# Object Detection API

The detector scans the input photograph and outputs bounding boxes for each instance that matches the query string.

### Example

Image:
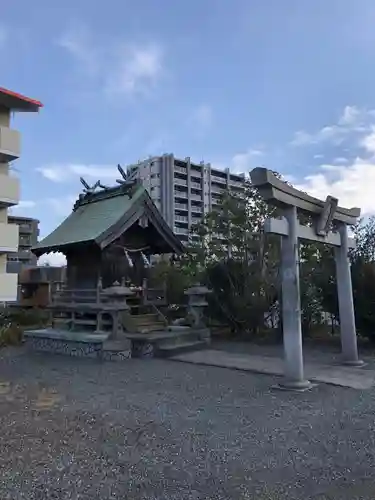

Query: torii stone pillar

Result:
[250,167,363,390]
[280,205,308,388]
[335,223,362,365]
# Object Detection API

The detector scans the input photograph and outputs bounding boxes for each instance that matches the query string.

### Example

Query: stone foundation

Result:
[101,349,132,362]
[132,341,155,358]
[25,336,102,359]
[23,329,133,362]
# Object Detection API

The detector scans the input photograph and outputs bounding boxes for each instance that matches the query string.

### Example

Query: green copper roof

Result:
[33,185,144,252]
[32,182,185,255]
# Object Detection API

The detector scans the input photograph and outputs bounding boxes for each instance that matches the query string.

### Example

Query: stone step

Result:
[103,340,131,352]
[157,340,207,358]
[137,324,166,334]
[132,314,161,325]
[157,330,200,347]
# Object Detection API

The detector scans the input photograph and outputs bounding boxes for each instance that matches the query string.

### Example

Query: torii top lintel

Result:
[250,167,361,226]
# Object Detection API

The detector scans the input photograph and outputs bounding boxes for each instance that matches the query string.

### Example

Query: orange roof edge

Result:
[0,87,43,108]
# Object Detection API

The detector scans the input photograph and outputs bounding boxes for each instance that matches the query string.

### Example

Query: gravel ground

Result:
[1,347,375,499]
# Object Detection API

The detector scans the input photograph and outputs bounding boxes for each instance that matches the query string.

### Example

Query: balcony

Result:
[211,175,227,184]
[174,191,188,199]
[191,182,201,190]
[0,174,20,207]
[191,206,203,214]
[211,185,224,195]
[174,166,187,175]
[0,272,18,302]
[175,203,188,211]
[174,178,188,187]
[17,250,33,261]
[0,126,20,162]
[230,178,245,188]
[190,194,202,201]
[0,222,18,253]
[19,224,33,234]
[175,215,188,222]
[174,226,189,235]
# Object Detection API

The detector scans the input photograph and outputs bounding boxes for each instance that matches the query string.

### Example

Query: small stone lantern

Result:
[100,281,134,338]
[184,284,211,331]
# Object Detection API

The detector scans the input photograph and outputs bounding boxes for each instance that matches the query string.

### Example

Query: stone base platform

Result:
[24,329,130,361]
[23,326,210,361]
[24,329,109,359]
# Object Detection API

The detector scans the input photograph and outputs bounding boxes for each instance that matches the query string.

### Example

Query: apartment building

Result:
[127,154,246,243]
[0,87,42,302]
[6,216,39,273]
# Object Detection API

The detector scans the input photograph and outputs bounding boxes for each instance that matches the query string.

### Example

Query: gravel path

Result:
[1,347,375,499]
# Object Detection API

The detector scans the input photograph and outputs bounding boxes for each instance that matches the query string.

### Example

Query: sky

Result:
[3,0,375,265]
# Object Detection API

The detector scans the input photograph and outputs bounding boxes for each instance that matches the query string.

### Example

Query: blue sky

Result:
[3,0,375,263]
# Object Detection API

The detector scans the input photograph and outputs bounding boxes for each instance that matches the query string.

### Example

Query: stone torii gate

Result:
[250,167,363,390]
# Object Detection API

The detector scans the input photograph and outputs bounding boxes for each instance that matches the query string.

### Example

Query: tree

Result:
[186,178,281,336]
[348,216,375,338]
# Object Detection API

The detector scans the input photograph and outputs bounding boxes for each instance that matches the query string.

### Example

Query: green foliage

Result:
[0,307,49,348]
[183,179,281,335]
[348,217,375,339]
[299,242,335,333]
[315,215,375,341]
[0,324,22,347]
[149,260,194,305]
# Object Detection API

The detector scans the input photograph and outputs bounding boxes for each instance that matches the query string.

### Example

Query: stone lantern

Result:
[100,281,134,338]
[184,284,211,340]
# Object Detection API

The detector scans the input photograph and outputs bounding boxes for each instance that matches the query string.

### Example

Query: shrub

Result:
[0,324,22,347]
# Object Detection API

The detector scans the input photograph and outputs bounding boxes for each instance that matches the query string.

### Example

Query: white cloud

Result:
[339,105,363,126]
[231,149,264,173]
[212,149,264,175]
[190,104,213,130]
[46,196,77,217]
[37,163,119,183]
[57,22,99,75]
[288,109,375,215]
[290,105,372,147]
[8,200,37,214]
[58,23,164,97]
[360,125,375,154]
[38,253,66,267]
[332,157,348,165]
[105,43,163,97]
[294,158,374,214]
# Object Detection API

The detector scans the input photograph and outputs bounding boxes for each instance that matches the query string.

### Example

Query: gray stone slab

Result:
[24,328,109,343]
[171,349,375,390]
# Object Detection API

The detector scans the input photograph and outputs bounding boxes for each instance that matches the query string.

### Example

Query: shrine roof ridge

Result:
[73,179,140,211]
[250,167,361,225]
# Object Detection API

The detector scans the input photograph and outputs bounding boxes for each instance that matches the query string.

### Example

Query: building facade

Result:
[0,87,42,302]
[6,216,39,273]
[127,154,246,243]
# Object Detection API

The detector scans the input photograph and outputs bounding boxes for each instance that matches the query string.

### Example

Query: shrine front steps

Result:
[130,313,167,334]
[126,327,210,359]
